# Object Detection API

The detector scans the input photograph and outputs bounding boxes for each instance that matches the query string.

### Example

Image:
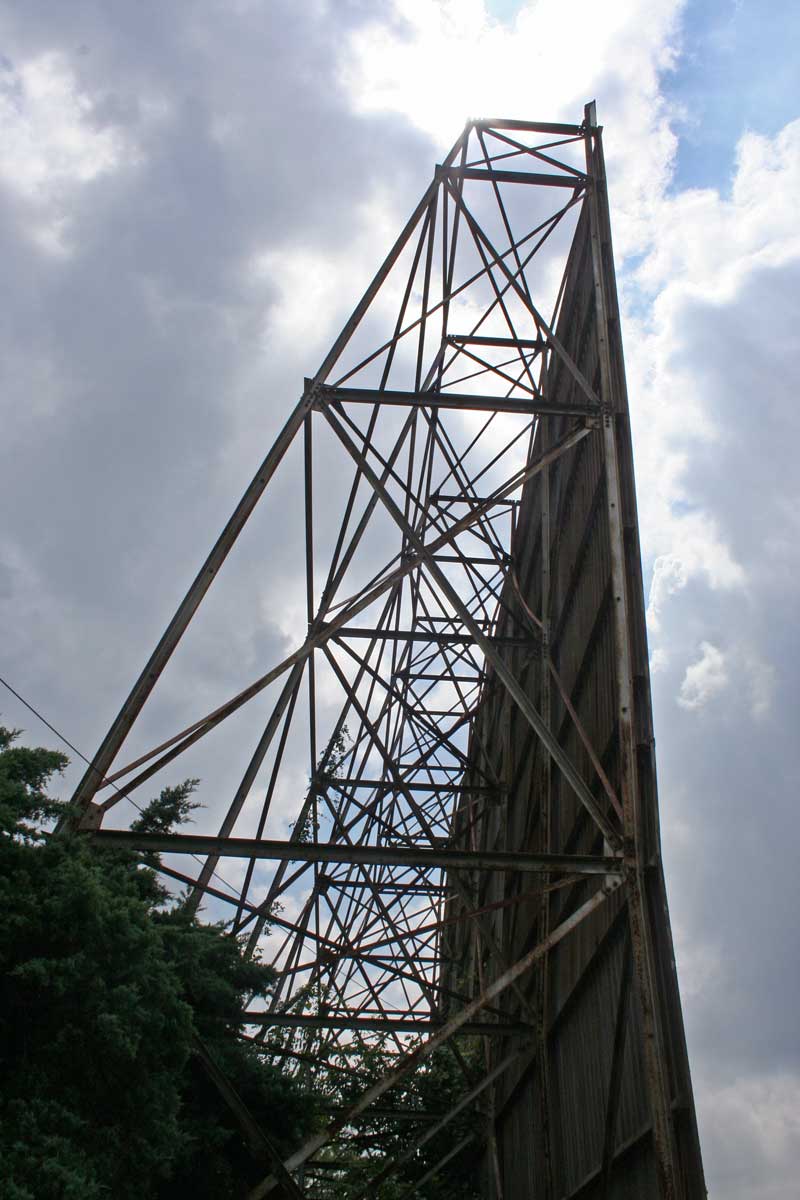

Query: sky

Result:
[1,1,799,1196]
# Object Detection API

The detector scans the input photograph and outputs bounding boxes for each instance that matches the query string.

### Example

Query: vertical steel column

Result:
[582,101,681,1199]
[536,421,555,1198]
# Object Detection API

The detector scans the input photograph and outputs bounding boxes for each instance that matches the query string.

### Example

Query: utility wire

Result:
[0,671,242,902]
[1,672,99,774]
[0,671,164,821]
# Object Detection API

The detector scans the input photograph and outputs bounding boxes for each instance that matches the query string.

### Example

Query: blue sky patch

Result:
[664,0,800,192]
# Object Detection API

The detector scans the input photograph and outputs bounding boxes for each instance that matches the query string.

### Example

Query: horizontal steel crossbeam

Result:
[91,830,622,875]
[322,778,497,793]
[316,384,600,416]
[473,118,585,134]
[446,334,547,349]
[444,166,585,188]
[334,627,531,645]
[242,1014,534,1036]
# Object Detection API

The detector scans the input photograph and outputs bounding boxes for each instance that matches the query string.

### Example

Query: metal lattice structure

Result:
[73,105,705,1198]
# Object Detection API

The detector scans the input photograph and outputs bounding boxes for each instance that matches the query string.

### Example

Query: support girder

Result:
[91,830,621,876]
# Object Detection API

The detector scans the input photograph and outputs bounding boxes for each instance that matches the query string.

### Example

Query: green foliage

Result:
[297,725,351,844]
[0,727,315,1200]
[0,724,68,836]
[309,1037,483,1199]
[317,725,350,784]
[130,778,200,834]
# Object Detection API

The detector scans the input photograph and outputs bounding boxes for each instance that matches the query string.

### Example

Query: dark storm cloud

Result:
[0,0,430,791]
[645,257,800,1096]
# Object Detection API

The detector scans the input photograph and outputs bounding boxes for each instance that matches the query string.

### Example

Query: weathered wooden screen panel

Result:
[445,170,705,1199]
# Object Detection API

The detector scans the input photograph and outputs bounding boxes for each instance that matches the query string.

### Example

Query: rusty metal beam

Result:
[318,384,597,416]
[90,830,621,876]
[242,1014,532,1036]
[248,885,614,1197]
[443,166,585,188]
[62,124,482,822]
[583,100,682,1199]
[322,403,623,851]
[353,1045,526,1199]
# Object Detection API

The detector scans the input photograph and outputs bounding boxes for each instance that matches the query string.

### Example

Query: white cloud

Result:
[0,51,128,251]
[675,642,776,719]
[647,552,688,631]
[650,645,669,674]
[341,0,682,257]
[637,118,800,298]
[626,120,800,642]
[677,641,728,710]
[0,51,121,194]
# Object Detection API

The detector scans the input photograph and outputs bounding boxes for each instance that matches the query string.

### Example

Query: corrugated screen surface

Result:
[444,189,705,1199]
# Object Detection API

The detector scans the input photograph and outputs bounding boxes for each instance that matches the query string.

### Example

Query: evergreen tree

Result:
[0,726,313,1200]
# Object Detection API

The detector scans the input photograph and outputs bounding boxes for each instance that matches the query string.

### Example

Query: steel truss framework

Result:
[73,105,705,1198]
